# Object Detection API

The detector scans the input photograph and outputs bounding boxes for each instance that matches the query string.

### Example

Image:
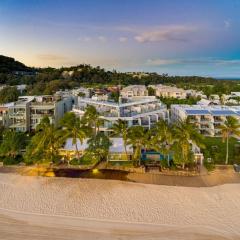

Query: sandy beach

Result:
[0,173,240,239]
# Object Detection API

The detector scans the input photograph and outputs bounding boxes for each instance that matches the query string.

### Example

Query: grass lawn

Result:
[202,137,240,164]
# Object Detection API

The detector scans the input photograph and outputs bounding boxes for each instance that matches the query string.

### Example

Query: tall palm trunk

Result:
[225,135,229,165]
[123,142,128,160]
[74,133,80,160]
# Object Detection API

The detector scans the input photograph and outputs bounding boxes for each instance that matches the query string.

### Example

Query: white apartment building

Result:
[71,87,91,97]
[149,84,187,99]
[8,95,74,132]
[73,96,168,132]
[171,104,240,136]
[120,85,148,98]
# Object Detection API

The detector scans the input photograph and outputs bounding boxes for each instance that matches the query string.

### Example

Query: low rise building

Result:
[8,95,73,132]
[60,137,133,161]
[149,84,187,99]
[120,85,148,98]
[73,96,168,132]
[171,104,240,136]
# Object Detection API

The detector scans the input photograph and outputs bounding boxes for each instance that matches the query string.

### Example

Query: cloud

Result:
[119,37,128,42]
[224,19,231,29]
[146,58,240,66]
[146,59,179,66]
[78,36,92,42]
[134,25,196,43]
[98,36,107,42]
[36,54,67,61]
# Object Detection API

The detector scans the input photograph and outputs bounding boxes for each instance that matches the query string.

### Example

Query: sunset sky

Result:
[1,0,240,77]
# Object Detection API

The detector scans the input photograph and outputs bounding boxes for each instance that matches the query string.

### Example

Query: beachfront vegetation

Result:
[1,104,239,169]
[0,130,27,164]
[60,112,91,160]
[202,137,240,165]
[24,117,63,164]
[218,116,240,164]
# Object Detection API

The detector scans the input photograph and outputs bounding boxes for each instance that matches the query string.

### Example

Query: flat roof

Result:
[79,97,161,108]
[172,105,240,116]
[211,110,237,116]
[185,109,210,115]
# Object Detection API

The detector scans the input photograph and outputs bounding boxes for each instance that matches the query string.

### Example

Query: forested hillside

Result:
[0,55,240,96]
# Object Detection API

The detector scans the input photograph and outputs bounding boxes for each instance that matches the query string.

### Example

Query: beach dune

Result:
[0,173,239,239]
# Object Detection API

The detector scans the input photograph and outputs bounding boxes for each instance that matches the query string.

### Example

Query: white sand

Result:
[0,173,240,239]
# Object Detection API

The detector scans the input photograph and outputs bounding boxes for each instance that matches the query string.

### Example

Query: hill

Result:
[0,55,239,97]
[0,55,31,73]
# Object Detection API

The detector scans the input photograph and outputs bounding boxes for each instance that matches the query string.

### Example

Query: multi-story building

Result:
[120,85,148,98]
[73,96,168,132]
[171,105,240,136]
[149,84,187,99]
[8,95,74,132]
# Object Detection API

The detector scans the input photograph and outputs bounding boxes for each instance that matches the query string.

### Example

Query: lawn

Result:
[202,137,240,164]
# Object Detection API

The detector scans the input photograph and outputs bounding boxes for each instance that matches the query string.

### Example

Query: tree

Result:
[82,105,103,136]
[150,119,173,165]
[127,126,147,165]
[24,117,63,164]
[219,116,240,164]
[60,112,90,160]
[110,119,129,159]
[0,86,19,104]
[147,86,155,96]
[86,132,112,161]
[172,118,204,169]
[0,130,26,158]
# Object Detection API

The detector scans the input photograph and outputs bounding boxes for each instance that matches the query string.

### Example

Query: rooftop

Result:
[172,105,240,116]
[79,97,162,108]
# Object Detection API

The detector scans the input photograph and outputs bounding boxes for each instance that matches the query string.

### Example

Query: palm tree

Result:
[82,105,103,136]
[127,126,147,166]
[87,132,112,162]
[110,119,129,160]
[172,118,204,169]
[0,130,26,158]
[60,112,90,161]
[151,119,173,165]
[219,116,240,164]
[25,117,62,164]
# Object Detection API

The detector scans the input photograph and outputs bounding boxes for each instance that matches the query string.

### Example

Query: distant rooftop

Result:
[172,104,240,116]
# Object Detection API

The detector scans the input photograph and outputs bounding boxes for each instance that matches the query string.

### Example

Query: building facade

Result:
[7,95,74,132]
[171,104,240,136]
[60,137,133,161]
[149,84,187,99]
[73,96,168,132]
[120,85,148,98]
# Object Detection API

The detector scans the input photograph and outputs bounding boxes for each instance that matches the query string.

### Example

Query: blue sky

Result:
[1,0,240,77]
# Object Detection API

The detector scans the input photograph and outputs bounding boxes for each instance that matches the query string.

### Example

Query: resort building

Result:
[171,104,240,136]
[120,85,148,98]
[8,95,74,132]
[73,96,168,132]
[71,87,91,98]
[149,84,187,99]
[60,137,133,161]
